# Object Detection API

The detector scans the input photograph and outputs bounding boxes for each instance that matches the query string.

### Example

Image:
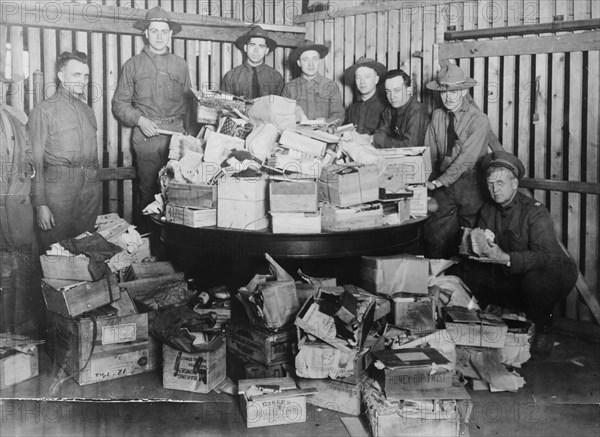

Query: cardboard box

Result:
[298,378,362,416]
[162,335,226,393]
[165,204,217,228]
[167,181,217,209]
[319,164,379,207]
[371,348,454,396]
[227,320,297,366]
[392,296,436,333]
[40,254,94,281]
[271,212,321,234]
[279,129,328,156]
[443,307,508,348]
[227,352,291,381]
[217,177,269,230]
[118,272,185,301]
[193,301,231,330]
[361,254,429,296]
[122,262,176,281]
[238,377,309,428]
[321,202,383,232]
[47,310,157,386]
[269,179,318,212]
[379,146,432,186]
[42,274,120,317]
[0,347,39,389]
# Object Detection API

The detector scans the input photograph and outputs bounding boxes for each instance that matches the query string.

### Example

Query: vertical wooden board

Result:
[283,0,296,82]
[399,7,411,74]
[75,32,87,52]
[422,4,436,112]
[274,0,286,78]
[27,28,42,110]
[501,0,519,154]
[210,0,221,93]
[188,40,199,91]
[517,53,532,172]
[42,29,57,100]
[343,16,356,106]
[333,15,346,106]
[199,40,210,93]
[232,0,244,69]
[473,1,490,112]
[106,33,119,214]
[365,13,377,59]
[323,19,334,80]
[354,14,366,59]
[120,33,133,224]
[410,6,423,102]
[9,27,24,112]
[376,11,388,67]
[59,30,72,53]
[90,33,104,166]
[314,20,325,76]
[387,10,400,70]
[458,2,474,81]
[263,0,275,69]
[172,1,185,59]
[305,21,315,40]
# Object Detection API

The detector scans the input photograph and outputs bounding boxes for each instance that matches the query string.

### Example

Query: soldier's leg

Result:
[424,187,460,259]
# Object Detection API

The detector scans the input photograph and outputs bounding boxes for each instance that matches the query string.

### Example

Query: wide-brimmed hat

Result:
[426,64,478,91]
[481,151,526,180]
[344,57,387,84]
[134,6,182,35]
[289,40,329,64]
[235,25,277,52]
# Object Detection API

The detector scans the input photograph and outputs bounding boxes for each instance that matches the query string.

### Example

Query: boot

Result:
[530,307,555,359]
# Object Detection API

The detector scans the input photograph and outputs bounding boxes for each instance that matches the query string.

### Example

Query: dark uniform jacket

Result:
[344,92,387,135]
[221,62,284,99]
[373,96,429,149]
[476,192,576,275]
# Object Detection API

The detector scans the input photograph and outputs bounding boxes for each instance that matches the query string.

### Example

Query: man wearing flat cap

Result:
[455,151,578,358]
[373,69,429,148]
[221,25,284,99]
[112,6,192,231]
[343,57,388,135]
[423,64,493,259]
[282,40,344,124]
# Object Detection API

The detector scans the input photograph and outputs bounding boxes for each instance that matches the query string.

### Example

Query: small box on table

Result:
[165,204,217,228]
[271,211,321,234]
[217,177,269,230]
[167,181,217,209]
[321,202,383,231]
[318,164,379,207]
[269,179,318,212]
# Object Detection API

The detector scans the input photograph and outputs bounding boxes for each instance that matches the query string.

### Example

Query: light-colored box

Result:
[166,204,217,228]
[321,202,383,232]
[319,164,379,207]
[269,179,318,213]
[361,254,429,296]
[298,378,363,416]
[392,296,436,333]
[227,320,296,366]
[217,177,269,230]
[443,307,508,348]
[40,255,93,281]
[379,147,432,186]
[167,181,217,209]
[0,347,39,389]
[271,212,321,234]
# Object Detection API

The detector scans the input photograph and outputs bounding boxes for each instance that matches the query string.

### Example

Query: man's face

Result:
[440,88,467,111]
[486,167,518,207]
[57,59,89,97]
[297,50,321,78]
[354,66,379,97]
[385,75,411,108]
[245,37,269,66]
[145,22,172,53]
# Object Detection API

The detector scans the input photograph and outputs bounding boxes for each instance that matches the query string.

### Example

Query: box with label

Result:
[47,309,157,386]
[162,335,226,393]
[319,164,379,207]
[238,377,310,428]
[217,177,269,230]
[165,204,217,228]
[392,296,436,333]
[361,254,429,296]
[321,202,383,232]
[227,320,297,366]
[443,307,508,348]
[167,181,217,209]
[298,378,363,416]
[269,179,318,213]
[271,212,321,234]
[121,262,176,282]
[379,147,432,186]
[40,254,94,281]
[227,352,291,381]
[0,346,39,389]
[42,274,120,318]
[371,348,454,396]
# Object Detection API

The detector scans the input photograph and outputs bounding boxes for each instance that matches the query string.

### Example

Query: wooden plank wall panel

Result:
[501,0,517,154]
[323,19,334,82]
[473,2,489,112]
[105,31,119,215]
[422,5,436,112]
[487,2,502,139]
[120,30,133,223]
[343,16,356,105]
[376,11,388,67]
[399,7,412,75]
[333,13,346,105]
[365,13,377,59]
[27,28,42,111]
[517,0,535,172]
[9,27,25,112]
[387,10,400,70]
[410,6,423,102]
[313,19,325,76]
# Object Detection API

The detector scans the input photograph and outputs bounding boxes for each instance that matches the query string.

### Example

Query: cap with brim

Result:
[289,40,329,65]
[235,25,277,52]
[134,6,182,35]
[344,57,387,84]
[426,64,477,91]
[481,151,526,180]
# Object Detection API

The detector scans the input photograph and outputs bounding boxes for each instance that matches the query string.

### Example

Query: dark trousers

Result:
[424,172,486,259]
[39,165,101,249]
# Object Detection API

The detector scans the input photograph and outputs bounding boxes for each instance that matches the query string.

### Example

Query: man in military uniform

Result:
[456,151,578,358]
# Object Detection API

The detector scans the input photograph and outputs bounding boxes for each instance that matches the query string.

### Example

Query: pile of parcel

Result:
[156,91,433,232]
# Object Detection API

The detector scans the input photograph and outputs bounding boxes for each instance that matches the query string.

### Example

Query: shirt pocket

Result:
[162,72,185,104]
[135,74,155,100]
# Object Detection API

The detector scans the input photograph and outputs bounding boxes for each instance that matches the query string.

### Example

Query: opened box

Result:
[361,254,429,296]
[165,204,217,228]
[392,296,436,333]
[227,320,297,366]
[217,176,269,230]
[298,378,363,416]
[379,146,432,187]
[319,164,379,207]
[443,307,508,348]
[321,202,383,232]
[40,254,94,281]
[167,181,217,209]
[269,179,318,213]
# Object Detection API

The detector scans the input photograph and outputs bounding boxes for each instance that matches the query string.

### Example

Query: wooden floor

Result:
[1,333,598,437]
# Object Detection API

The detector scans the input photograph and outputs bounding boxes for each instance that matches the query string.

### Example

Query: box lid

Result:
[372,347,450,370]
[444,306,507,327]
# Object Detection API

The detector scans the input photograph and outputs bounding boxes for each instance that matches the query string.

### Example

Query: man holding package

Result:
[456,151,578,358]
[282,40,344,125]
[373,69,429,149]
[423,64,493,259]
[112,6,192,227]
[221,25,284,99]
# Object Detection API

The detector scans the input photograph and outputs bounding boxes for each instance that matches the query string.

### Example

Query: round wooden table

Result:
[152,216,427,288]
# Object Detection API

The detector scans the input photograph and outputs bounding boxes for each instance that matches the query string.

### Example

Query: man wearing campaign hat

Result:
[343,57,388,135]
[112,6,192,231]
[282,40,344,124]
[422,63,494,259]
[221,25,284,99]
[455,151,578,358]
[373,69,429,148]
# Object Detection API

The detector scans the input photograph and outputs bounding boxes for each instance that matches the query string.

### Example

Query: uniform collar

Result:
[144,46,171,57]
[495,191,520,212]
[299,73,325,84]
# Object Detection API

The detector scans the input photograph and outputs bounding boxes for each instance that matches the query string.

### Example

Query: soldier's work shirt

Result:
[221,62,284,99]
[373,96,429,148]
[282,73,344,123]
[344,92,387,135]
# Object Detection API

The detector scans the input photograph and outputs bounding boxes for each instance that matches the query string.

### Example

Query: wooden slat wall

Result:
[301,0,600,317]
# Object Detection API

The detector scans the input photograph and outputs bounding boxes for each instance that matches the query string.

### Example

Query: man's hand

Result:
[36,205,55,231]
[426,181,436,190]
[138,116,159,137]
[469,242,510,265]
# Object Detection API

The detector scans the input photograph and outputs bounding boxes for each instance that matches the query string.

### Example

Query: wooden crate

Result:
[40,255,93,281]
[269,179,318,213]
[165,204,217,228]
[318,164,379,207]
[0,347,39,389]
[122,262,176,281]
[321,202,383,231]
[271,212,321,234]
[227,320,296,366]
[162,336,226,393]
[167,181,217,209]
[443,307,508,348]
[392,296,436,333]
[47,311,157,386]
[42,274,120,317]
[360,254,429,296]
[226,351,291,381]
[298,378,363,416]
[217,177,269,230]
